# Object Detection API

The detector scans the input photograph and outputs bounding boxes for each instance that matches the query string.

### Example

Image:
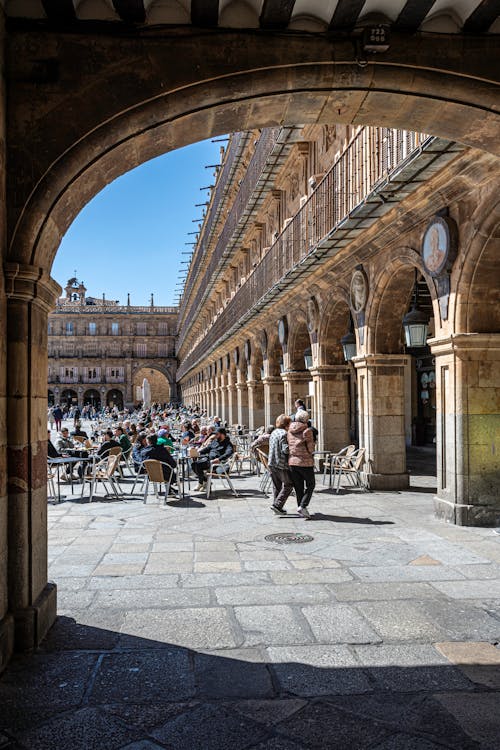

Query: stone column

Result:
[354,354,410,490]
[226,374,236,426]
[5,263,61,655]
[281,370,311,415]
[214,375,220,417]
[247,379,265,430]
[263,376,285,426]
[431,333,500,526]
[219,374,226,423]
[236,370,249,428]
[310,365,351,452]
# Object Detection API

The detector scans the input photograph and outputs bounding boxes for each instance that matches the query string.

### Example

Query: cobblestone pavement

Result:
[2,430,500,748]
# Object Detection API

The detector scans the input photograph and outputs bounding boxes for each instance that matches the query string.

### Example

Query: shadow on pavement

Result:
[1,616,497,749]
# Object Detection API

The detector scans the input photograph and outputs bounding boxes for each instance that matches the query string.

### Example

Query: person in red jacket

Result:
[287,409,316,519]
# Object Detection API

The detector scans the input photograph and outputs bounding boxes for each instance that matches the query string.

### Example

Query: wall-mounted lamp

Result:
[341,318,357,362]
[403,271,429,348]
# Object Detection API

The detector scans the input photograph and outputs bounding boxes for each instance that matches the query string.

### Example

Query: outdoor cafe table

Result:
[48,455,91,503]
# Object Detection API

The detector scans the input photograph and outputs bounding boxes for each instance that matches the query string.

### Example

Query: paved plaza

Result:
[1,435,500,749]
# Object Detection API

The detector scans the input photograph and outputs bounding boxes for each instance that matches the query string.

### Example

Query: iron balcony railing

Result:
[178,127,432,377]
[52,305,177,314]
[178,127,281,336]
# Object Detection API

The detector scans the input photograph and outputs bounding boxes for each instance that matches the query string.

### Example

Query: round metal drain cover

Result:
[265,532,314,545]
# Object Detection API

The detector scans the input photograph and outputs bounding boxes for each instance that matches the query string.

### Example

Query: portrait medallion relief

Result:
[422,215,457,277]
[350,269,368,313]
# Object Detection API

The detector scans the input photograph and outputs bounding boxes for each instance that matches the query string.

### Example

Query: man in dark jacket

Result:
[97,429,121,458]
[191,428,233,491]
[141,434,177,484]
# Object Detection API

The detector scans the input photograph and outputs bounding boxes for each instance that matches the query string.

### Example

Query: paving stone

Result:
[369,733,459,749]
[231,698,307,725]
[118,741,165,750]
[120,607,239,649]
[90,649,195,703]
[331,582,440,601]
[92,564,145,576]
[56,590,97,610]
[103,702,196,732]
[40,615,121,652]
[88,574,179,589]
[194,652,274,698]
[194,561,242,572]
[435,693,500,747]
[244,560,292,571]
[234,605,311,647]
[355,601,445,641]
[180,571,271,587]
[353,644,473,692]
[94,587,210,609]
[434,641,500,688]
[419,599,500,641]
[215,584,332,606]
[452,563,500,579]
[151,702,269,749]
[0,653,99,731]
[267,645,372,696]
[269,569,353,584]
[249,738,306,750]
[349,566,466,582]
[430,579,500,599]
[15,707,143,750]
[301,604,382,644]
[276,701,391,749]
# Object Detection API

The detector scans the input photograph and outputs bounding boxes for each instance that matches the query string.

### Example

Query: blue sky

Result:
[52,138,223,306]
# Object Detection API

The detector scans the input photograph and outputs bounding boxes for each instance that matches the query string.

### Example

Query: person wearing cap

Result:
[287,409,316,519]
[191,427,233,491]
[157,427,174,450]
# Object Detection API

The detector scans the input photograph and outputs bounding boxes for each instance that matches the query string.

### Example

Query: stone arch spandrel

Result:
[287,313,312,371]
[365,247,438,355]
[454,199,500,334]
[6,28,500,271]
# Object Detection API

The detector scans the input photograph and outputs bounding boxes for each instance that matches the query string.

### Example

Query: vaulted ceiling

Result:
[4,0,499,34]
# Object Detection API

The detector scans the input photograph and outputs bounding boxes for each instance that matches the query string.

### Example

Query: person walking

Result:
[287,409,316,519]
[52,404,63,432]
[268,414,294,515]
[47,406,55,431]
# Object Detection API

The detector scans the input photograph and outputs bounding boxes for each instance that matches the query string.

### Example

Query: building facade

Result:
[48,279,177,409]
[177,124,499,528]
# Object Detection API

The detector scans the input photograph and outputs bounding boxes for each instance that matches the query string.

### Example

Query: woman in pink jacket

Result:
[287,410,316,519]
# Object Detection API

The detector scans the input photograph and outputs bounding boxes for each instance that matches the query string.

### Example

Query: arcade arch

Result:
[132,366,173,406]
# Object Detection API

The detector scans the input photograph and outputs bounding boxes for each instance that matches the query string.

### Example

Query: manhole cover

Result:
[264,532,314,545]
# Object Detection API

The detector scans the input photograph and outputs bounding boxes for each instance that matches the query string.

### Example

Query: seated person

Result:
[157,427,174,450]
[47,429,60,459]
[71,421,88,439]
[54,427,86,478]
[97,429,121,458]
[132,432,148,473]
[191,427,234,491]
[141,434,177,485]
[55,427,75,455]
[181,421,195,445]
[114,425,132,458]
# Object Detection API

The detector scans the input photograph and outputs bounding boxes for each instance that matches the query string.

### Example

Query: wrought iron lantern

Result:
[341,318,357,362]
[403,271,429,348]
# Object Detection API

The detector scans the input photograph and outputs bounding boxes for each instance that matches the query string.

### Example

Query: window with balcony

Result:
[158,322,169,335]
[65,321,74,335]
[135,343,147,357]
[136,323,147,336]
[111,322,119,335]
[88,322,96,335]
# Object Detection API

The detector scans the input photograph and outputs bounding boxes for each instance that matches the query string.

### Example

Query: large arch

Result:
[6,30,500,275]
[132,365,174,405]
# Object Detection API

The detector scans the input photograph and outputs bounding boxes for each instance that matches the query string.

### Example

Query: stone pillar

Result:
[247,379,265,430]
[263,376,285,426]
[214,375,220,417]
[310,365,351,452]
[236,371,249,428]
[5,264,61,655]
[431,334,500,526]
[281,370,311,415]
[354,354,410,490]
[219,374,226,423]
[226,375,236,426]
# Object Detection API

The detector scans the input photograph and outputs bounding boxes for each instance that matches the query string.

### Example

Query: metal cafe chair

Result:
[81,454,123,502]
[322,444,355,487]
[206,453,239,499]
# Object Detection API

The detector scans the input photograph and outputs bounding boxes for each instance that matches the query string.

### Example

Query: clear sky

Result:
[52,137,224,306]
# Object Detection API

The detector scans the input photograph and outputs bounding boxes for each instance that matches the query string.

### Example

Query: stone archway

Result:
[132,366,173,406]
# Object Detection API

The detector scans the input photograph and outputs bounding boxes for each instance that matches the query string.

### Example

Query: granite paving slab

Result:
[301,604,382,644]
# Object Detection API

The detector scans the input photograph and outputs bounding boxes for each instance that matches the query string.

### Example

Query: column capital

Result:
[262,376,282,386]
[429,333,500,358]
[5,263,61,311]
[235,381,247,391]
[246,379,258,389]
[280,370,311,384]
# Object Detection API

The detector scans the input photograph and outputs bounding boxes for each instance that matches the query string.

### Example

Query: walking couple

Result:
[268,410,315,519]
